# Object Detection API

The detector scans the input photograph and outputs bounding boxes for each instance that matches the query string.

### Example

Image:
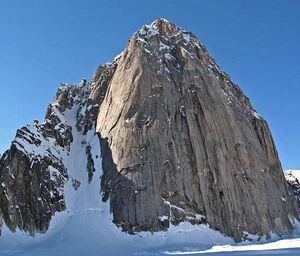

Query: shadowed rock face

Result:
[285,171,300,208]
[0,19,298,241]
[97,19,299,240]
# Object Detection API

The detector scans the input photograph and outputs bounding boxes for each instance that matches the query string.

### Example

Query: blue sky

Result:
[0,0,299,169]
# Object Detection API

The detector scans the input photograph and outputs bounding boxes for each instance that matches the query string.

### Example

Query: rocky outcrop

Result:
[0,19,298,241]
[285,171,300,208]
[0,63,116,235]
[97,19,299,240]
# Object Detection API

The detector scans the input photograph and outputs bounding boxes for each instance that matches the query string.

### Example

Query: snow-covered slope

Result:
[0,195,298,256]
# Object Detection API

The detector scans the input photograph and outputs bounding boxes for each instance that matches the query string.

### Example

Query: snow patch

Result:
[160,42,170,50]
[183,33,191,43]
[252,111,262,119]
[165,53,176,60]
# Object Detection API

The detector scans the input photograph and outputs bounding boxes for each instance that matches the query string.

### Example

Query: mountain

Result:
[0,18,298,247]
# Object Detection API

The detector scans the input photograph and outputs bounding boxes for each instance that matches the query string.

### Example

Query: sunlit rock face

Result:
[97,19,299,240]
[0,19,298,241]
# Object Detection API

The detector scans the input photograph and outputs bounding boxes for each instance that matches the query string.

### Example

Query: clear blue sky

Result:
[0,0,299,169]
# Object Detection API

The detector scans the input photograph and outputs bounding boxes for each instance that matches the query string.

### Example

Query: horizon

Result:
[0,0,299,170]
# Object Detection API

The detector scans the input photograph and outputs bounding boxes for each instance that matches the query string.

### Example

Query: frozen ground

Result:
[0,204,299,256]
[0,215,299,256]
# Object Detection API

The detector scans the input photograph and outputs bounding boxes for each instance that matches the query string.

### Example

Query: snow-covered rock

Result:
[285,170,300,208]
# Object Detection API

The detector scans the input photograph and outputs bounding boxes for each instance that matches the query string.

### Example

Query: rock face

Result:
[0,19,298,241]
[285,171,300,208]
[0,63,116,235]
[97,19,299,240]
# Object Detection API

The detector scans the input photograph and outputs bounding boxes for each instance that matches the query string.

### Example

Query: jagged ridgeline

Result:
[0,19,298,241]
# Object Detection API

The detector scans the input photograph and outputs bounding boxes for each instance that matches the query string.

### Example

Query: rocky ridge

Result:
[0,60,117,235]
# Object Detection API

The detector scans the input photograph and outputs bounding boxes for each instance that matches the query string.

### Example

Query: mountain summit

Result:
[0,19,298,243]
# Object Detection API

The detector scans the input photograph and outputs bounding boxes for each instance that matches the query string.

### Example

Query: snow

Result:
[1,219,298,256]
[14,126,65,162]
[165,53,176,60]
[147,24,160,37]
[252,111,261,119]
[183,33,191,43]
[164,236,300,255]
[144,115,152,127]
[160,42,170,50]
[144,48,151,55]
[286,170,300,181]
[113,51,123,61]
[181,47,195,59]
[137,37,147,44]
[242,231,260,241]
[159,215,169,222]
[137,21,160,39]
[135,19,198,63]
